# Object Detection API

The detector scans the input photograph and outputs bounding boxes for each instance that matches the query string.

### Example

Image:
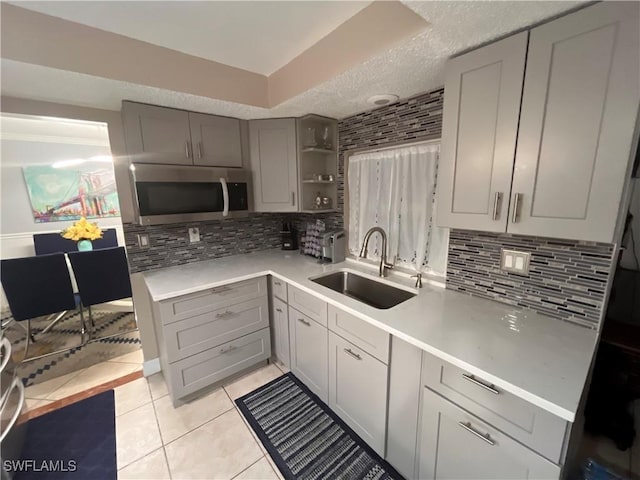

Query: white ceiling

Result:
[1,1,586,120]
[11,1,371,75]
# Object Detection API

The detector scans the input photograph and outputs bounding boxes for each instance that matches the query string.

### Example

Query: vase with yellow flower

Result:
[61,217,103,251]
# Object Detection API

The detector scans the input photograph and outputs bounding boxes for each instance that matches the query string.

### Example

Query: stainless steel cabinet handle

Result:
[344,348,362,360]
[458,421,495,446]
[492,192,502,220]
[511,193,521,223]
[462,373,500,395]
[212,286,231,294]
[185,141,191,159]
[291,192,295,206]
[298,318,311,326]
[216,310,234,318]
[275,308,283,313]
[197,142,203,159]
[220,345,236,354]
[274,281,282,286]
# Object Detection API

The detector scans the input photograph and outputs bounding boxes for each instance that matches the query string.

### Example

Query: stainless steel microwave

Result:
[130,163,252,225]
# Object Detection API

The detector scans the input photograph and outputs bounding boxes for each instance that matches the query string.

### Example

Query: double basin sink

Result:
[310,270,415,309]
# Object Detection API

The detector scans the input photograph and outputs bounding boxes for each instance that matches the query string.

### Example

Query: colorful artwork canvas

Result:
[22,165,120,223]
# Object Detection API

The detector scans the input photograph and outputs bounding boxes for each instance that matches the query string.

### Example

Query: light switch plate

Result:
[500,249,531,275]
[137,233,150,248]
[188,227,200,243]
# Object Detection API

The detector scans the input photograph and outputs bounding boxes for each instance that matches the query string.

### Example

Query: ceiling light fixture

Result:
[52,158,85,169]
[367,94,399,106]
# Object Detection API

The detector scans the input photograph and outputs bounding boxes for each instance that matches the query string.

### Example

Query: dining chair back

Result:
[67,247,133,335]
[0,253,81,360]
[33,229,118,255]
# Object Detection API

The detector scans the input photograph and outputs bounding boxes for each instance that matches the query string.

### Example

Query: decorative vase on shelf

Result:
[77,239,93,252]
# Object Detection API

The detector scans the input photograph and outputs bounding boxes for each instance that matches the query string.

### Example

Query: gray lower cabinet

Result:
[271,296,290,368]
[385,337,424,479]
[154,277,271,406]
[419,387,560,480]
[289,306,328,402]
[166,328,271,404]
[328,332,388,457]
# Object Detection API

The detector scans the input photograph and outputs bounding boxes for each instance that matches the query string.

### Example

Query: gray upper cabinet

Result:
[436,32,527,232]
[122,101,193,165]
[508,2,639,242]
[249,119,299,212]
[437,2,640,243]
[122,101,244,168]
[189,112,242,168]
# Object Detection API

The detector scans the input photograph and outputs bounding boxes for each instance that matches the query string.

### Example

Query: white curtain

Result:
[348,143,446,275]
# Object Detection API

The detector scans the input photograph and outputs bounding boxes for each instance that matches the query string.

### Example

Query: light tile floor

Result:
[115,362,287,480]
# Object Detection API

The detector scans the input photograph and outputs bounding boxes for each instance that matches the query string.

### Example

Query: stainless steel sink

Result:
[311,270,415,309]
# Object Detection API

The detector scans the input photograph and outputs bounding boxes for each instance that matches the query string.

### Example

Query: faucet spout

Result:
[359,226,394,277]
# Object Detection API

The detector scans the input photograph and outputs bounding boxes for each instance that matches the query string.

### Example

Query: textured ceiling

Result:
[11,1,370,75]
[1,1,587,120]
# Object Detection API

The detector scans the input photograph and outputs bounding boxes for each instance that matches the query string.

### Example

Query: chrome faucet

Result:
[359,226,394,277]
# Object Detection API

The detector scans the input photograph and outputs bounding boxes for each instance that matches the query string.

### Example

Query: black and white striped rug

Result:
[236,373,403,480]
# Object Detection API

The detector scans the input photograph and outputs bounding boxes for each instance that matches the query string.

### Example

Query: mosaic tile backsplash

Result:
[447,229,615,329]
[124,213,343,273]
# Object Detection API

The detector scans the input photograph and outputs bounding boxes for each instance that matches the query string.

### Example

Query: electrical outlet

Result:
[188,227,200,243]
[500,249,531,275]
[137,233,150,248]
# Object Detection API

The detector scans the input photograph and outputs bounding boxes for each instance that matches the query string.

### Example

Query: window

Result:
[347,142,448,277]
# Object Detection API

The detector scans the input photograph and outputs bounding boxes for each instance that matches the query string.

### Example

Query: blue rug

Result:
[15,390,117,480]
[236,373,403,480]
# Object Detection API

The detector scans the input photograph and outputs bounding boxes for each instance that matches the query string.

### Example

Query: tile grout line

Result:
[148,382,173,480]
[230,455,267,480]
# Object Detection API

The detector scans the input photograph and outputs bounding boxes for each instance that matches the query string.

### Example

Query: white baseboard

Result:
[142,357,161,377]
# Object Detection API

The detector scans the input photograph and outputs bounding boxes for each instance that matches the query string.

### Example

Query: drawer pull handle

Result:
[216,310,234,318]
[212,286,232,294]
[275,308,283,313]
[298,318,311,326]
[274,281,282,286]
[344,348,362,360]
[462,374,500,395]
[458,421,495,446]
[220,345,236,354]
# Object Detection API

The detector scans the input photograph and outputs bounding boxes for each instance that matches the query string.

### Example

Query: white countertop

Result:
[143,249,599,422]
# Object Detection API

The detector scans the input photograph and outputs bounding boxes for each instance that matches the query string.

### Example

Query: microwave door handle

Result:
[220,177,229,217]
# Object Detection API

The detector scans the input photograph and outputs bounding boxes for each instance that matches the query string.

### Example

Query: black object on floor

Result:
[236,372,403,480]
[15,390,116,480]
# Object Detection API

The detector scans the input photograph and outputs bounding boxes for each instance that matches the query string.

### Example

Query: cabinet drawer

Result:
[168,327,271,401]
[288,285,327,326]
[329,332,388,456]
[422,352,567,462]
[160,277,267,325]
[163,296,269,362]
[419,387,561,480]
[271,277,287,302]
[328,305,389,364]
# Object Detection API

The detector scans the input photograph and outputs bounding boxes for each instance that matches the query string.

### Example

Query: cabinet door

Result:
[509,2,639,242]
[288,306,328,402]
[436,32,527,232]
[249,119,299,212]
[271,296,290,368]
[419,388,560,480]
[122,101,193,165]
[328,332,388,457]
[189,112,243,168]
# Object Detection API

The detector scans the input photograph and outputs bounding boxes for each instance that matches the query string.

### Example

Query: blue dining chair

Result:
[0,253,85,360]
[67,247,133,339]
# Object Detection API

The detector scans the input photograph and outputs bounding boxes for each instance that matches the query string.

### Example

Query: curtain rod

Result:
[346,137,441,157]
